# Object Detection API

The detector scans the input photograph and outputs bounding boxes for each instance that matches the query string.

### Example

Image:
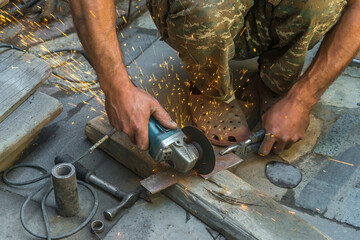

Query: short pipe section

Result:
[51,163,79,217]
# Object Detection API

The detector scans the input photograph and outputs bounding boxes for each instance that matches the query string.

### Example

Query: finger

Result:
[273,141,286,155]
[259,132,276,156]
[151,101,177,129]
[122,125,136,145]
[135,122,149,151]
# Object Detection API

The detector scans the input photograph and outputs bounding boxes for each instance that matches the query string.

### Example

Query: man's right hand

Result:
[104,82,177,150]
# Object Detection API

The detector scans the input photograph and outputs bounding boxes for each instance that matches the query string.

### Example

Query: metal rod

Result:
[88,175,127,200]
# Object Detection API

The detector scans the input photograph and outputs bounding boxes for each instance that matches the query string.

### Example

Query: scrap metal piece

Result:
[91,220,104,240]
[141,169,193,194]
[51,163,79,217]
[140,151,244,193]
[265,161,302,189]
[200,152,243,179]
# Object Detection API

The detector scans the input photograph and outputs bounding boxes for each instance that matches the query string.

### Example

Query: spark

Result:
[240,204,248,211]
[239,27,246,36]
[89,10,96,18]
[329,158,354,166]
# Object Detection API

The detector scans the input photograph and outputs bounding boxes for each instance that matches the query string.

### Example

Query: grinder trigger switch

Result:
[148,116,215,174]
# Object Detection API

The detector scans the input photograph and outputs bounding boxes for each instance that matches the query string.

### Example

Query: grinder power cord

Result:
[2,129,116,240]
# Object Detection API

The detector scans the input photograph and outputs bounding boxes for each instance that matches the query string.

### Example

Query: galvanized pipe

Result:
[51,163,79,217]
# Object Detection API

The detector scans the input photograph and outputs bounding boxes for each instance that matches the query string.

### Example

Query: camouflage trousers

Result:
[147,0,347,100]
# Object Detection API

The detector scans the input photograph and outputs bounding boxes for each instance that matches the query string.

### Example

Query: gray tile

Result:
[118,26,159,66]
[314,114,360,157]
[296,145,360,220]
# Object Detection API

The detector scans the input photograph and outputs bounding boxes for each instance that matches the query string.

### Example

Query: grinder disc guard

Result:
[182,126,215,174]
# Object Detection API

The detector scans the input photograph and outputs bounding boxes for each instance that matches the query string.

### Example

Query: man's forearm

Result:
[288,0,360,108]
[68,0,131,93]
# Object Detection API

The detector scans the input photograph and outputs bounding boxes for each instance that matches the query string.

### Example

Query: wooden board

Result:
[0,91,62,172]
[86,115,330,240]
[0,49,51,123]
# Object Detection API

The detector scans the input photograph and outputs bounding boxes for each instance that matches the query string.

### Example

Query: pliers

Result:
[220,129,266,156]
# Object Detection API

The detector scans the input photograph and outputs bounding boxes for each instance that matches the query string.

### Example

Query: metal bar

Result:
[350,58,360,67]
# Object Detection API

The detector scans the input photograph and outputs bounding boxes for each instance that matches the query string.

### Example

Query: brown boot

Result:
[188,91,250,147]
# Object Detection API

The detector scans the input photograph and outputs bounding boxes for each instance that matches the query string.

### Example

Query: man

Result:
[68,0,360,155]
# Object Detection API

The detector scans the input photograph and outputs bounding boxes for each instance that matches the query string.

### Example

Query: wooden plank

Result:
[0,49,51,123]
[0,91,62,172]
[86,115,330,240]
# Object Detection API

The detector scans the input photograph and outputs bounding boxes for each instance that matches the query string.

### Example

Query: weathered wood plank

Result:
[0,91,62,172]
[0,49,51,123]
[86,115,330,240]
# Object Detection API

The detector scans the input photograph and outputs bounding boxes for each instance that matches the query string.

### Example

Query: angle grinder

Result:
[148,116,215,174]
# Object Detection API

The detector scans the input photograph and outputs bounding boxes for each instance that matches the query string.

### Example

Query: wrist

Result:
[286,80,318,112]
[99,69,134,96]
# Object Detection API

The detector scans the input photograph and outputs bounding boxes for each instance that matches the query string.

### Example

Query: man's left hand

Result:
[259,95,312,155]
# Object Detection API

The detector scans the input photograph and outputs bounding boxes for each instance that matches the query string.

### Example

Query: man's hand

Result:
[105,83,177,150]
[259,0,360,155]
[259,93,312,155]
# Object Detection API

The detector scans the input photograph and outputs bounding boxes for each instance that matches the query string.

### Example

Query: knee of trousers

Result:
[286,0,347,29]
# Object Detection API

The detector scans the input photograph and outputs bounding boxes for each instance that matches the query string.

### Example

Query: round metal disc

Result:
[182,126,216,174]
[265,161,302,189]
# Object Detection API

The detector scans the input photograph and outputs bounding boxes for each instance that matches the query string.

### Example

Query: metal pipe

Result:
[51,163,79,217]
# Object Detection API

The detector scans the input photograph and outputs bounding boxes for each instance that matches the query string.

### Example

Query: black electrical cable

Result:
[40,48,91,66]
[3,128,116,239]
[0,44,27,52]
[2,0,44,20]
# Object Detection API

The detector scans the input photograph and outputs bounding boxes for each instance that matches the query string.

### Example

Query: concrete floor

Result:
[0,6,360,240]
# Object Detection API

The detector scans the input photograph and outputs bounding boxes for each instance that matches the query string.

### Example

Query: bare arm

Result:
[68,0,176,149]
[260,0,360,155]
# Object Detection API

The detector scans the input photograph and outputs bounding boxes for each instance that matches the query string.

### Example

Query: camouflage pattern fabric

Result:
[147,0,347,99]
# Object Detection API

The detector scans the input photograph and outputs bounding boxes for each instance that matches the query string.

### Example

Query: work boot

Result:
[188,86,250,147]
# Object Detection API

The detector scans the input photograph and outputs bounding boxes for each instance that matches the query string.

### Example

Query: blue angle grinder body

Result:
[148,116,215,174]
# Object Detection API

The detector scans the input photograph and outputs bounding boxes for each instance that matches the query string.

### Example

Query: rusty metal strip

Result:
[200,152,243,179]
[140,151,243,194]
[140,169,194,194]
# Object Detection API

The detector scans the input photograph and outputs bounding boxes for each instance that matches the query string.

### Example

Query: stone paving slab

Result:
[285,207,360,240]
[118,26,159,66]
[323,145,360,227]
[314,114,360,157]
[296,145,360,222]
[0,190,43,239]
[104,196,215,240]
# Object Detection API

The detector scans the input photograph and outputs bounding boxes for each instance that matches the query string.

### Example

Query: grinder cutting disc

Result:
[182,126,215,174]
